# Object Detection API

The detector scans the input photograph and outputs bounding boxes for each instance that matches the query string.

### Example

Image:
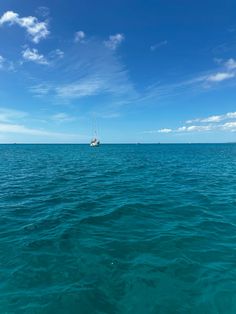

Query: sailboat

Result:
[90,122,100,147]
[90,136,100,147]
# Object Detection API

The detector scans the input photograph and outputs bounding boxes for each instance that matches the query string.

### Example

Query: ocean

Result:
[1,144,236,314]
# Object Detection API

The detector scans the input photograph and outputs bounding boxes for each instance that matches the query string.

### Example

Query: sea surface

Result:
[1,144,236,314]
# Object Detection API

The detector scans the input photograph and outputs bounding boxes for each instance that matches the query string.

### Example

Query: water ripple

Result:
[1,144,236,313]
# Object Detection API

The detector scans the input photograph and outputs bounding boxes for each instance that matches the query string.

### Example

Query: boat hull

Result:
[90,141,100,147]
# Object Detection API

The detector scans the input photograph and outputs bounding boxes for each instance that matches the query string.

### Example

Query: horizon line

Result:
[0,142,236,145]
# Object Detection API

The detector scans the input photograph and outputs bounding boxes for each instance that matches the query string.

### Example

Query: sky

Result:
[0,0,236,143]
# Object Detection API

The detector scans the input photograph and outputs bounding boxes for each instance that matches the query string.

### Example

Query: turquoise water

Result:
[1,144,236,314]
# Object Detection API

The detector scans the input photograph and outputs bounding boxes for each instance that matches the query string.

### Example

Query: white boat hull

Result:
[90,140,100,147]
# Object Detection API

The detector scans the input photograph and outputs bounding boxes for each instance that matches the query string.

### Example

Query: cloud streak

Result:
[0,122,79,140]
[0,108,28,122]
[150,40,168,51]
[140,58,236,103]
[0,107,83,142]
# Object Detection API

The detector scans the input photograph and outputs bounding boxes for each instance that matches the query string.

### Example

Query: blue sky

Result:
[0,0,236,143]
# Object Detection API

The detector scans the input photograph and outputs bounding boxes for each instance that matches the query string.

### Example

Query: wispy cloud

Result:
[104,33,125,50]
[144,128,172,134]
[0,11,49,43]
[140,58,236,103]
[21,48,64,66]
[150,40,168,51]
[35,6,50,18]
[222,121,236,131]
[205,58,236,82]
[51,113,75,123]
[146,111,236,135]
[225,58,236,70]
[177,122,236,133]
[29,39,136,104]
[0,55,5,69]
[206,72,235,82]
[0,107,82,141]
[0,55,14,71]
[176,125,213,132]
[74,31,86,43]
[186,112,236,124]
[30,84,52,96]
[157,128,172,133]
[55,76,103,99]
[49,49,64,59]
[0,122,78,139]
[0,108,28,122]
[22,48,48,65]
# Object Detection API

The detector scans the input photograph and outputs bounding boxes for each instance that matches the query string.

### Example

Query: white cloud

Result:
[74,31,85,43]
[203,58,236,83]
[22,48,63,67]
[149,111,236,135]
[201,115,222,123]
[104,33,124,50]
[226,112,236,119]
[146,125,214,134]
[158,128,172,133]
[0,11,18,24]
[142,128,172,134]
[22,48,48,65]
[222,121,236,131]
[187,112,236,124]
[0,10,49,43]
[224,58,236,70]
[206,72,235,82]
[143,57,236,102]
[150,40,168,51]
[177,125,213,132]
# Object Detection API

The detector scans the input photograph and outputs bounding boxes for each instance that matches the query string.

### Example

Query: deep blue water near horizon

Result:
[1,144,236,314]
